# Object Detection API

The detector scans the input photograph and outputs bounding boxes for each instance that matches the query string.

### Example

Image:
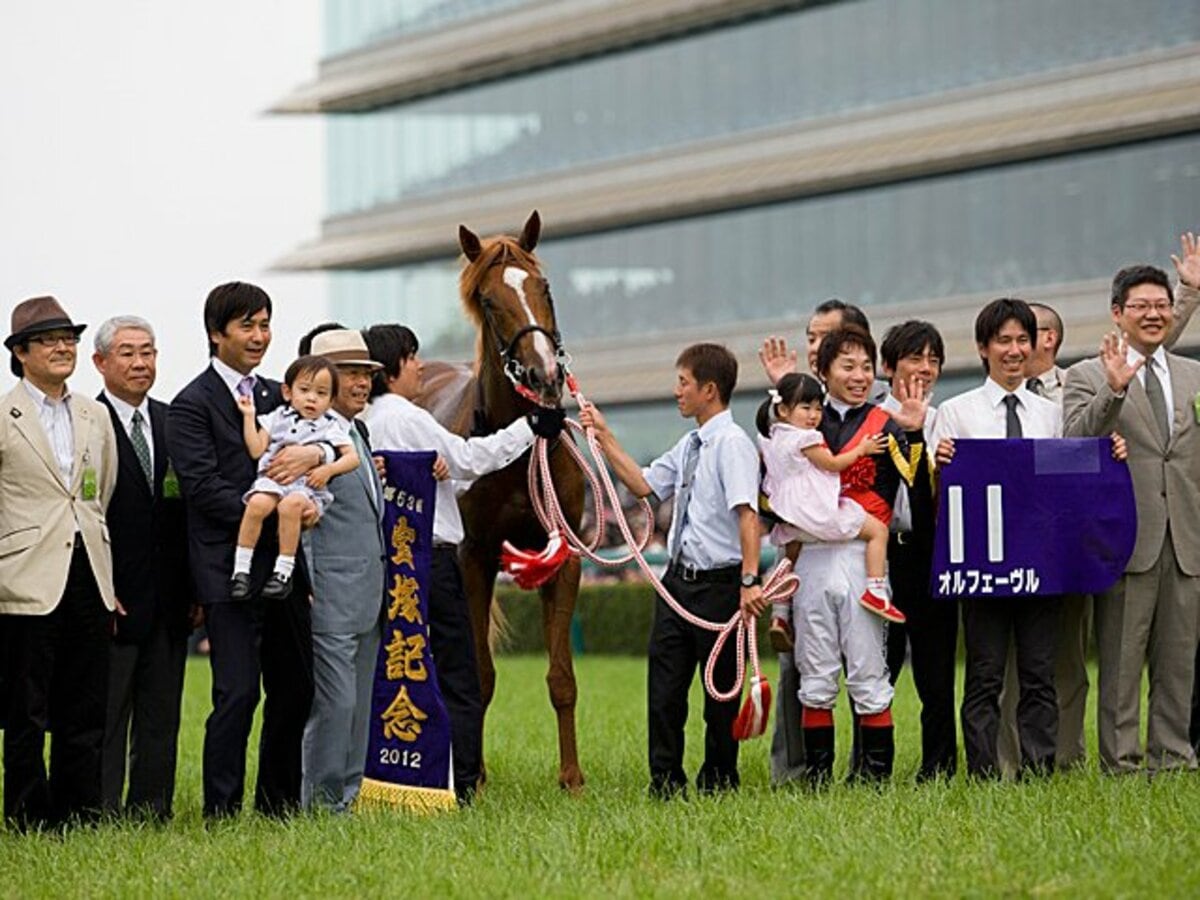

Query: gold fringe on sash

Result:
[354,777,457,814]
[887,435,923,487]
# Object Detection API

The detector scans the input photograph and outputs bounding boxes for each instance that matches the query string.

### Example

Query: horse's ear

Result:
[459,225,482,262]
[518,210,541,252]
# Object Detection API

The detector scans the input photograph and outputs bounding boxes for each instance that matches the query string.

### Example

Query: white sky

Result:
[0,0,326,398]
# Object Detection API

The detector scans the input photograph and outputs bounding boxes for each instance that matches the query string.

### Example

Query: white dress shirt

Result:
[103,389,154,474]
[364,392,535,545]
[931,377,1062,453]
[1026,365,1066,408]
[22,379,74,482]
[642,409,759,570]
[210,355,255,402]
[1126,344,1175,432]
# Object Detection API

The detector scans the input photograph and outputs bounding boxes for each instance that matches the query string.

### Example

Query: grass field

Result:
[2,655,1200,898]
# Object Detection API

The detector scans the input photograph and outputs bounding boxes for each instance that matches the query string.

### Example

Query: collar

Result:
[210,356,255,395]
[1027,365,1061,390]
[827,397,859,418]
[695,408,733,444]
[22,378,71,407]
[983,377,1031,407]
[330,408,353,431]
[1126,343,1168,372]
[103,389,148,429]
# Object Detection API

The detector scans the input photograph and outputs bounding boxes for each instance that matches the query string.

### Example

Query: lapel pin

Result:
[10,407,21,419]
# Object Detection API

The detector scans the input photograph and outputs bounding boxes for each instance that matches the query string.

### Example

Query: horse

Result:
[419,211,587,791]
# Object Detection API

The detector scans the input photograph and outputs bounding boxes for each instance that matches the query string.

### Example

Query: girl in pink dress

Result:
[756,373,903,650]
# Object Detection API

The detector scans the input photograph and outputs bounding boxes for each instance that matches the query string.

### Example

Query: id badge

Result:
[163,464,181,499]
[81,467,98,501]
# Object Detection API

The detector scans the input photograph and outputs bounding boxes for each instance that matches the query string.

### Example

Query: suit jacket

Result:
[301,419,386,635]
[1063,352,1200,575]
[167,366,289,605]
[0,382,118,614]
[98,393,193,644]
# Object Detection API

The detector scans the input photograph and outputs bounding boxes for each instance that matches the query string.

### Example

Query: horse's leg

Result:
[461,540,499,787]
[541,555,584,791]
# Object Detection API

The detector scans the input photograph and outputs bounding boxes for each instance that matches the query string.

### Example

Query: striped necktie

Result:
[668,432,702,565]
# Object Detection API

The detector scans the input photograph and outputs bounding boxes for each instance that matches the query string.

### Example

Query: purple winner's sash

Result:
[931,438,1136,599]
[357,450,456,813]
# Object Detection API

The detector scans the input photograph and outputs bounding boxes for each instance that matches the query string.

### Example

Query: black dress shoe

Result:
[229,572,252,601]
[261,573,292,600]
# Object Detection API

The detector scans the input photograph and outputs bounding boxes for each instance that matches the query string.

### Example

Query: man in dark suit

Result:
[92,315,193,820]
[167,282,324,818]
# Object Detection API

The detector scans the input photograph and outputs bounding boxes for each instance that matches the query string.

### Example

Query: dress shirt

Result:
[22,379,74,482]
[931,377,1062,452]
[1126,344,1175,432]
[1026,365,1065,408]
[210,356,255,403]
[103,389,154,474]
[364,392,535,545]
[642,409,759,570]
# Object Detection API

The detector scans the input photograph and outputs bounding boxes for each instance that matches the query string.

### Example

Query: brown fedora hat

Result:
[5,296,87,350]
[310,329,382,369]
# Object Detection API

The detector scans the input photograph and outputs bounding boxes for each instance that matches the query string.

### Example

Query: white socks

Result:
[233,546,253,576]
[866,577,890,599]
[274,554,295,579]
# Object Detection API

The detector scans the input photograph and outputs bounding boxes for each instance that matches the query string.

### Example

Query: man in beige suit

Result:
[1063,264,1200,773]
[0,296,119,830]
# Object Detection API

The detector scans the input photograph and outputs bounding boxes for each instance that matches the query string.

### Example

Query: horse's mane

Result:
[458,236,544,327]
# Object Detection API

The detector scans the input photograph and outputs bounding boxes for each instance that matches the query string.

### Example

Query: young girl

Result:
[757,373,903,650]
[230,355,359,601]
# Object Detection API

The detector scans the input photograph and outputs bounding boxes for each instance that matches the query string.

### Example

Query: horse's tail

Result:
[487,595,511,656]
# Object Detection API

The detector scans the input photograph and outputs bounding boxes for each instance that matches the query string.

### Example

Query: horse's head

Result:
[458,210,568,408]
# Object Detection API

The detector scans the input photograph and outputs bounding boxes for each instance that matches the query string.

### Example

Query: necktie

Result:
[350,426,378,508]
[130,409,153,489]
[237,376,256,399]
[1144,357,1171,443]
[1003,394,1023,438]
[669,432,702,565]
[1025,377,1043,397]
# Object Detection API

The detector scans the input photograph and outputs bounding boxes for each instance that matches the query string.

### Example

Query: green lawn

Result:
[2,655,1199,898]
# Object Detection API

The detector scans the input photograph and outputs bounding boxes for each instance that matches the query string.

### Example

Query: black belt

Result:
[432,542,457,551]
[666,561,740,584]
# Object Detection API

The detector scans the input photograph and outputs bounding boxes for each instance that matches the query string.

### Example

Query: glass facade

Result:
[323,0,539,58]
[332,134,1200,358]
[326,0,1200,216]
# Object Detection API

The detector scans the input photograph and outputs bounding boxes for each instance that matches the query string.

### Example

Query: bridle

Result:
[476,271,574,407]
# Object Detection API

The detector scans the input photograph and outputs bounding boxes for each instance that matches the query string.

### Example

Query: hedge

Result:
[493,580,773,656]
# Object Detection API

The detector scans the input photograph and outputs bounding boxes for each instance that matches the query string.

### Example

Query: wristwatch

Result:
[740,573,762,588]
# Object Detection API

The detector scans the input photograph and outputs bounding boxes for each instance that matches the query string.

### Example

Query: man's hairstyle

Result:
[362,323,420,399]
[815,325,876,378]
[879,320,945,372]
[283,354,340,396]
[203,281,272,357]
[298,321,347,356]
[1028,302,1064,354]
[94,315,155,356]
[756,372,824,437]
[974,298,1037,374]
[675,342,738,405]
[813,298,871,333]
[1111,265,1174,310]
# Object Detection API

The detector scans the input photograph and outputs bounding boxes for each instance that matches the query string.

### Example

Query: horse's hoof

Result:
[559,767,585,794]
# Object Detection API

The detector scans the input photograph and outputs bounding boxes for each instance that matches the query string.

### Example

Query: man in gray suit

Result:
[298,328,389,811]
[1063,264,1200,773]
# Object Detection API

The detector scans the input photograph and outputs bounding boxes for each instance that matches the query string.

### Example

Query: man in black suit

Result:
[167,282,323,818]
[92,316,193,820]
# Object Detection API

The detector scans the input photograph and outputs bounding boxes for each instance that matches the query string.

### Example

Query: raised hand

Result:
[886,376,930,431]
[1170,231,1200,289]
[758,335,798,386]
[1099,331,1144,394]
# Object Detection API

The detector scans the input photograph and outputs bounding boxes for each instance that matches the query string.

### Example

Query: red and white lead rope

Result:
[500,376,800,737]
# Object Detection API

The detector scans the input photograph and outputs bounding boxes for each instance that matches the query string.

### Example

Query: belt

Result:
[666,561,740,584]
[432,541,457,551]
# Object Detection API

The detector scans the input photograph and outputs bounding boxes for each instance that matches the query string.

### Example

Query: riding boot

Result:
[802,726,835,789]
[859,724,895,783]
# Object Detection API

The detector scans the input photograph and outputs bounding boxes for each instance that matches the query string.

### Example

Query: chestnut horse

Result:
[420,211,586,791]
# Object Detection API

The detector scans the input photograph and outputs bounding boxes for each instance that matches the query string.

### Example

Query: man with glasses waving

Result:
[1064,263,1200,774]
[0,296,119,830]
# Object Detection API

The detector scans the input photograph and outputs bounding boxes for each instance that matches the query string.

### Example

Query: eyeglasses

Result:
[1122,301,1173,314]
[30,333,80,348]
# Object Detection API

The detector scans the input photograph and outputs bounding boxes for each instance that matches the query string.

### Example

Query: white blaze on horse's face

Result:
[503,265,558,381]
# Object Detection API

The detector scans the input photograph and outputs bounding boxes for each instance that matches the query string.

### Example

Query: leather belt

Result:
[666,561,740,584]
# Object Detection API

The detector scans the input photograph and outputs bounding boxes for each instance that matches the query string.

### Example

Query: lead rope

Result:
[501,375,800,727]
